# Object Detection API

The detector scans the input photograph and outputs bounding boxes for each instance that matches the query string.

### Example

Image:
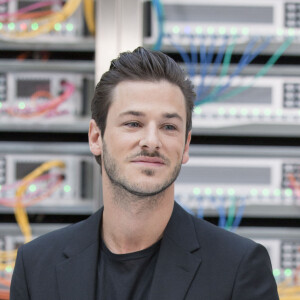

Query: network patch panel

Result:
[192,75,300,128]
[0,0,85,40]
[0,72,94,124]
[175,145,300,219]
[0,152,97,214]
[145,0,300,47]
[237,227,300,296]
[0,223,66,295]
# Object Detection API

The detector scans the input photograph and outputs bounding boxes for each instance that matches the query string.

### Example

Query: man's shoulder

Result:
[20,209,102,258]
[176,203,258,252]
[190,211,258,254]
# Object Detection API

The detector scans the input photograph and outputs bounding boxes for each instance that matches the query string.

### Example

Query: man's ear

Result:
[182,131,191,165]
[89,119,102,156]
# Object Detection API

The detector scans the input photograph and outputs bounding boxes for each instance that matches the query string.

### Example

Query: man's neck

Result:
[101,184,174,254]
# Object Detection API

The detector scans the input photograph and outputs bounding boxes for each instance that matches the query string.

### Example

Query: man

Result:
[10,47,279,299]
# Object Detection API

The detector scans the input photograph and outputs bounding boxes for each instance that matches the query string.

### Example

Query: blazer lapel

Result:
[149,202,202,300]
[56,209,103,300]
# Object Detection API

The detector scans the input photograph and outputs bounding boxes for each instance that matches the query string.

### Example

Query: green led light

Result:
[219,27,226,35]
[0,23,3,30]
[285,188,293,197]
[5,266,13,273]
[230,27,238,35]
[253,108,260,116]
[262,189,270,196]
[193,187,201,195]
[277,29,284,36]
[241,109,248,116]
[264,109,271,116]
[276,109,283,116]
[31,22,39,31]
[284,269,292,277]
[8,22,15,31]
[298,110,300,116]
[216,188,224,196]
[196,26,202,35]
[207,27,214,35]
[0,103,2,109]
[173,26,180,34]
[18,102,26,109]
[64,185,71,193]
[251,189,258,196]
[228,188,235,196]
[242,27,249,36]
[273,189,281,197]
[194,106,202,115]
[229,108,237,116]
[218,107,225,115]
[29,184,37,193]
[205,188,212,196]
[288,28,295,36]
[273,269,280,277]
[54,23,62,31]
[66,23,74,32]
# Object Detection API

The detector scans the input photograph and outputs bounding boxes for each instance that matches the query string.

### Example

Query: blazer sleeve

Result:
[231,243,279,300]
[10,246,30,300]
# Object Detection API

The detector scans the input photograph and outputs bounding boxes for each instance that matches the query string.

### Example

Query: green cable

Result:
[225,196,236,230]
[212,36,294,103]
[200,35,237,104]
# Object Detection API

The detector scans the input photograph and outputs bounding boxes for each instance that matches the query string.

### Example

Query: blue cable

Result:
[210,36,273,102]
[152,0,164,51]
[169,34,194,77]
[196,36,228,103]
[196,195,204,219]
[230,196,246,232]
[214,196,226,228]
[196,35,217,99]
[190,35,198,79]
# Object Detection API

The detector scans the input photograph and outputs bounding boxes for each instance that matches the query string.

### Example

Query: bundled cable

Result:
[151,0,164,50]
[5,80,75,118]
[83,0,95,35]
[0,0,82,39]
[0,160,65,299]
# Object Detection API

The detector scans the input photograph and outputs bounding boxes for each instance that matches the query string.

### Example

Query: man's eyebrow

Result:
[162,113,183,122]
[119,110,145,117]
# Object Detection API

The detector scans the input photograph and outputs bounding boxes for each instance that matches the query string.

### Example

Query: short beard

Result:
[102,140,182,201]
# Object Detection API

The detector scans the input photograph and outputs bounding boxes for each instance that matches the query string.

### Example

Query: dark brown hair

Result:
[91,47,195,165]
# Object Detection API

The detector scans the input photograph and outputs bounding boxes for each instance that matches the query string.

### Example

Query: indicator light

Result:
[173,26,180,34]
[18,102,26,109]
[193,187,201,195]
[54,23,62,31]
[8,23,15,31]
[66,23,74,32]
[64,185,71,193]
[194,107,202,115]
[196,26,202,35]
[29,184,37,193]
[31,23,39,31]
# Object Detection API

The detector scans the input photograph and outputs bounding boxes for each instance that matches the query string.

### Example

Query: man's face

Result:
[90,80,191,197]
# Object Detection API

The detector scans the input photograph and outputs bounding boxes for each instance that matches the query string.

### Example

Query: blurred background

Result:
[0,0,300,299]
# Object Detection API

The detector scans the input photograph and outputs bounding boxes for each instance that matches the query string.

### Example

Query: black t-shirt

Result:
[97,238,161,300]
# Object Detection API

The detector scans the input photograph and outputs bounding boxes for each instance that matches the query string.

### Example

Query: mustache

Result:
[128,150,169,165]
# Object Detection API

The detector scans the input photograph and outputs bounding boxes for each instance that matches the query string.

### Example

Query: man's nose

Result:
[139,124,162,152]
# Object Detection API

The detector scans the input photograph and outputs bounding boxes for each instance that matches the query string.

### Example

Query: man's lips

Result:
[131,156,165,166]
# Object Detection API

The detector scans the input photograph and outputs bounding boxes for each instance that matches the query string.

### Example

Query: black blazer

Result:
[10,202,279,300]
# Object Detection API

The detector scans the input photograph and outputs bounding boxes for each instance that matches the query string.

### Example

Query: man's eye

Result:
[125,122,140,128]
[164,124,176,130]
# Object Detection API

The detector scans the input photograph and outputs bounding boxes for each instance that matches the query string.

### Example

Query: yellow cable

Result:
[83,0,95,35]
[1,0,82,39]
[14,160,65,243]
